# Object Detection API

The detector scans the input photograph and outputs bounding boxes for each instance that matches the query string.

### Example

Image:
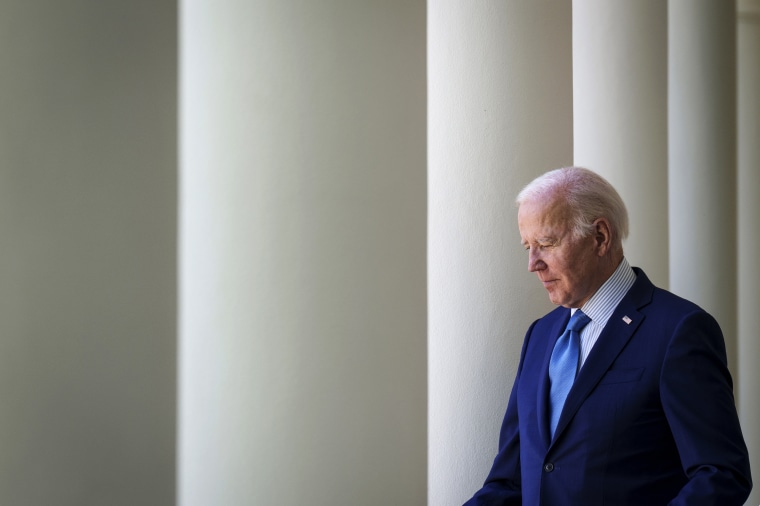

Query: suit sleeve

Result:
[462,322,538,506]
[660,310,752,505]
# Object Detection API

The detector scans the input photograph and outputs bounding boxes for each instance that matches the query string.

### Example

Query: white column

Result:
[179,2,426,505]
[737,2,760,505]
[0,2,177,505]
[573,1,669,287]
[668,1,738,375]
[428,3,572,504]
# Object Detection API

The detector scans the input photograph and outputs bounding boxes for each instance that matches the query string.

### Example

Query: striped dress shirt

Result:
[572,257,637,367]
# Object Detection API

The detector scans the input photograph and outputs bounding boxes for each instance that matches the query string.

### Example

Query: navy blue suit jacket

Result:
[465,268,752,505]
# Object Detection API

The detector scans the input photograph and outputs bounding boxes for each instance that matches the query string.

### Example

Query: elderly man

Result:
[464,167,752,505]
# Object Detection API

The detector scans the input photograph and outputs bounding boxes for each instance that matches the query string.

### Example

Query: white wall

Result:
[178,1,427,504]
[0,1,177,505]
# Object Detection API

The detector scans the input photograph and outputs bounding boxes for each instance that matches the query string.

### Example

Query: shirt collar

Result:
[574,257,636,327]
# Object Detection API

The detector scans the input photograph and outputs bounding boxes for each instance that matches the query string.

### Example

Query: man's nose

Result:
[528,249,544,272]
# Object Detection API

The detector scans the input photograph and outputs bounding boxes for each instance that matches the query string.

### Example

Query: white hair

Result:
[516,167,629,245]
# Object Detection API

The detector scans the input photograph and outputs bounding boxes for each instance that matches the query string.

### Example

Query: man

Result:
[464,167,752,505]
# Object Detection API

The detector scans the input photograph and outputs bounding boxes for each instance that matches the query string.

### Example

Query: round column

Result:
[179,1,427,505]
[668,0,738,376]
[737,2,760,505]
[428,3,572,504]
[573,0,669,287]
[0,2,177,505]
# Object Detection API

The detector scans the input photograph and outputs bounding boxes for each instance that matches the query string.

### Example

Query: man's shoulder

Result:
[533,306,569,329]
[630,267,709,317]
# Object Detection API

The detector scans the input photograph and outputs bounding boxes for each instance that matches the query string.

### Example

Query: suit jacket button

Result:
[544,463,554,472]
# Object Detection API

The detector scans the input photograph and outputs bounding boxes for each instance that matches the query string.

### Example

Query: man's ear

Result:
[593,218,613,256]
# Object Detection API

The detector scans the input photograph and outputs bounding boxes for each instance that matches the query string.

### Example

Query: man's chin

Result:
[546,291,569,308]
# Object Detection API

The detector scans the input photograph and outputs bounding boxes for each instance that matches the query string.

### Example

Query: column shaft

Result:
[737,2,760,505]
[668,0,738,375]
[573,0,669,286]
[0,1,177,505]
[179,1,427,505]
[428,2,572,504]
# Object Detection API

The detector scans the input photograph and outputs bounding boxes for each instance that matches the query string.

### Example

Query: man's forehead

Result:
[518,197,572,240]
[519,197,569,225]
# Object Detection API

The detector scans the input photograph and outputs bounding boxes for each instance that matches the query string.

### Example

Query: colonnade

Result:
[433,2,760,505]
[1,1,758,505]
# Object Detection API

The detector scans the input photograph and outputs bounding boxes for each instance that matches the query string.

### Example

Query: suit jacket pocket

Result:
[598,367,644,385]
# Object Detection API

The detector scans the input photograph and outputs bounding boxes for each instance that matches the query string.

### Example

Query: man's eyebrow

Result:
[522,236,556,245]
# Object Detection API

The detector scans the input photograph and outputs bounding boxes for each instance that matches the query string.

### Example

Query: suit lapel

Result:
[550,269,654,445]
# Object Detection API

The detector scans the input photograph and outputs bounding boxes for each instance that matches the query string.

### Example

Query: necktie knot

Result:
[567,310,591,333]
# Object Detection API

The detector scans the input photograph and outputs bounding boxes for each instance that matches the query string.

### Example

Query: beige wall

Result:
[0,1,177,504]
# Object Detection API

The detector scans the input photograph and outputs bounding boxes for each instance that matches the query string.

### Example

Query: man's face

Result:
[517,197,603,308]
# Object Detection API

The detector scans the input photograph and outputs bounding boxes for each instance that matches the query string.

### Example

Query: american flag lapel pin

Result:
[622,316,632,325]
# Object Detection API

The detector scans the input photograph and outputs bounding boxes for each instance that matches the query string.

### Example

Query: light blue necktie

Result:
[548,309,591,439]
